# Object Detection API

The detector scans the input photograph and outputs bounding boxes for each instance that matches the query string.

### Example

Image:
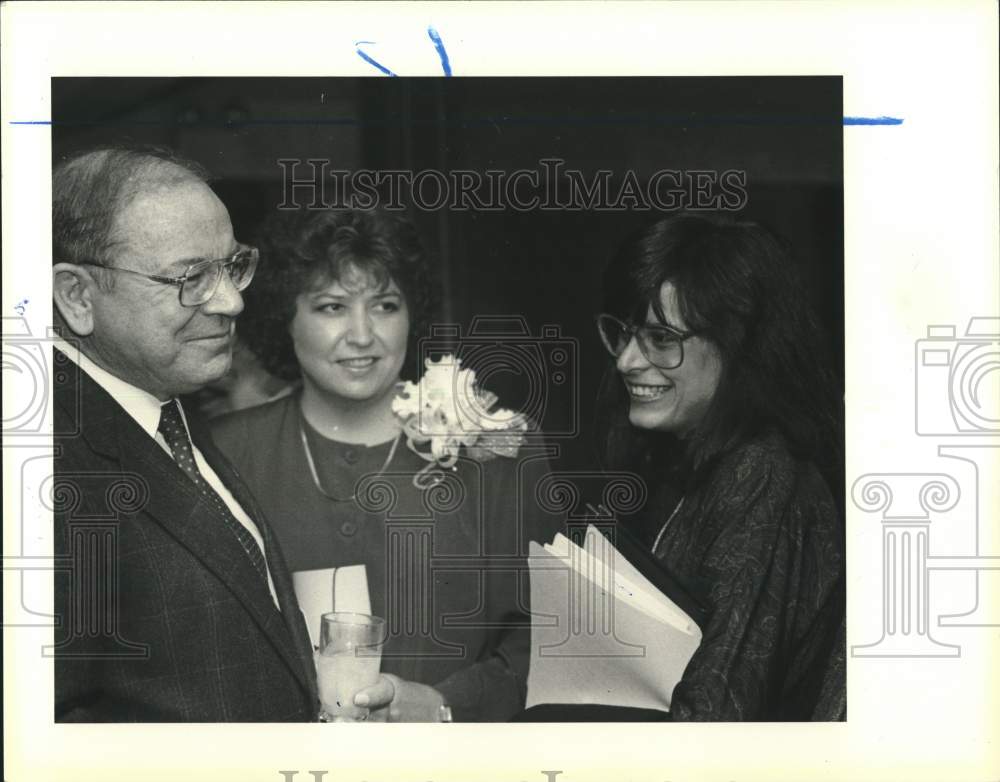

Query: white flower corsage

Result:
[391,355,530,488]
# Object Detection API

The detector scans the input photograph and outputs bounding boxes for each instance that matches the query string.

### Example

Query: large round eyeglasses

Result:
[80,246,259,307]
[596,312,697,370]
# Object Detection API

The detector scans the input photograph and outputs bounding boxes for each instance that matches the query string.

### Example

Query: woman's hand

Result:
[350,674,396,716]
[353,673,448,722]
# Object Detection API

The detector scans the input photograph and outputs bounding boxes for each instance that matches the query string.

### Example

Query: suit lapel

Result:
[191,420,319,699]
[63,361,315,702]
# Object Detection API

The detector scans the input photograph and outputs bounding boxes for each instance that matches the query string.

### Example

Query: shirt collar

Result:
[54,338,172,440]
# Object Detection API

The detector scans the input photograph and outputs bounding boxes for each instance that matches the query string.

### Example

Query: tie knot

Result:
[158,399,191,453]
[158,398,185,429]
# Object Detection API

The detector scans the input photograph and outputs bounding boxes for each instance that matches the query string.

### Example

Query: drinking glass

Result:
[317,612,385,722]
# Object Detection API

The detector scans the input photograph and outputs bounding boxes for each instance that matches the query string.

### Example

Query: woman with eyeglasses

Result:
[594,212,845,720]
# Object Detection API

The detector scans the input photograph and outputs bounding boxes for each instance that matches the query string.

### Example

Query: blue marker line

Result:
[427,26,452,77]
[843,116,903,125]
[354,42,397,77]
[10,114,906,127]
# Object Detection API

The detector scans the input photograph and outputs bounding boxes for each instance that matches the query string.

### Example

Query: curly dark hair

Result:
[597,211,843,500]
[238,208,438,382]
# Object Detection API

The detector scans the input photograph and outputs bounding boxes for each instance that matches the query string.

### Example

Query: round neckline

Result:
[297,398,400,452]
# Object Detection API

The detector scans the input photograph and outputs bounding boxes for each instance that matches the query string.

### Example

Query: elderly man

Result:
[51,146,318,721]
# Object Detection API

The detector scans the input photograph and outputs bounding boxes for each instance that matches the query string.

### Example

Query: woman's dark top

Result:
[651,431,844,721]
[210,393,560,722]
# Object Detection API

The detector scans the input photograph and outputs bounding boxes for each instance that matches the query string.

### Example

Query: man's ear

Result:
[53,263,98,337]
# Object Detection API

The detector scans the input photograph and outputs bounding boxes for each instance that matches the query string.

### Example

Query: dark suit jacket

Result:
[52,351,318,721]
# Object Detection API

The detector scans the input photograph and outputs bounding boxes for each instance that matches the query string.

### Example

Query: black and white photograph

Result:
[3,3,997,782]
[47,75,845,724]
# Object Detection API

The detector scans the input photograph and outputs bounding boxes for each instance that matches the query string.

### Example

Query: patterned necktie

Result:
[158,399,269,583]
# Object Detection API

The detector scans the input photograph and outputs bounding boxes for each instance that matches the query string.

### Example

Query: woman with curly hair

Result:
[594,212,845,720]
[211,208,557,722]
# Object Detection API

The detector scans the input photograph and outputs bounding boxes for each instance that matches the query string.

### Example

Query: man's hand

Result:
[354,673,447,722]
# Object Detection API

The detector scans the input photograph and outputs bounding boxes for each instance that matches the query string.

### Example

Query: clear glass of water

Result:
[317,612,385,722]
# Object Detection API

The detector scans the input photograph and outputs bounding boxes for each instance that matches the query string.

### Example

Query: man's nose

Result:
[616,335,649,373]
[201,269,244,317]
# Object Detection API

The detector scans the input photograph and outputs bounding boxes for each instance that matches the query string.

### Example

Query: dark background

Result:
[52,76,843,473]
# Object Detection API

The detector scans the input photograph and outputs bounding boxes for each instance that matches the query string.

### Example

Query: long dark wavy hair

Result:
[238,208,438,383]
[597,212,843,502]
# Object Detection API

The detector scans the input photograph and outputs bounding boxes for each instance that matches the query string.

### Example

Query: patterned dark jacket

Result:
[53,351,318,721]
[655,431,845,720]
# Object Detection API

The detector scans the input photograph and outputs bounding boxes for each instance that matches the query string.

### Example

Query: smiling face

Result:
[617,281,723,435]
[290,265,410,408]
[86,176,243,399]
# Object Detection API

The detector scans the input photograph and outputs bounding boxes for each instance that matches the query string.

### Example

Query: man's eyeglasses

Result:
[80,246,259,307]
[596,313,697,370]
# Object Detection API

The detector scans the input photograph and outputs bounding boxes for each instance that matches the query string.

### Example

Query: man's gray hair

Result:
[52,145,210,273]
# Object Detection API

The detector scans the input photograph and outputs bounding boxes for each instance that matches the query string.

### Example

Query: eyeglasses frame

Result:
[595,312,699,370]
[77,246,259,307]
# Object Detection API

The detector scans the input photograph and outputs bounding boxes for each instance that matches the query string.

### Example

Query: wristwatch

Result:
[437,703,453,723]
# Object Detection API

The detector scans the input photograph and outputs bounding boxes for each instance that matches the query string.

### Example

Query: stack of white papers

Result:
[526,525,702,712]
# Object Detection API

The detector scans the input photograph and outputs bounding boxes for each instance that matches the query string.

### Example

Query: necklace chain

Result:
[299,421,402,503]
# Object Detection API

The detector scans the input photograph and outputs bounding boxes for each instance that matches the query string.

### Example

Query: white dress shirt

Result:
[55,340,280,608]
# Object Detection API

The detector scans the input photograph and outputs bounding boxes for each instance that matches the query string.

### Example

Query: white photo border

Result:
[3,2,998,781]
